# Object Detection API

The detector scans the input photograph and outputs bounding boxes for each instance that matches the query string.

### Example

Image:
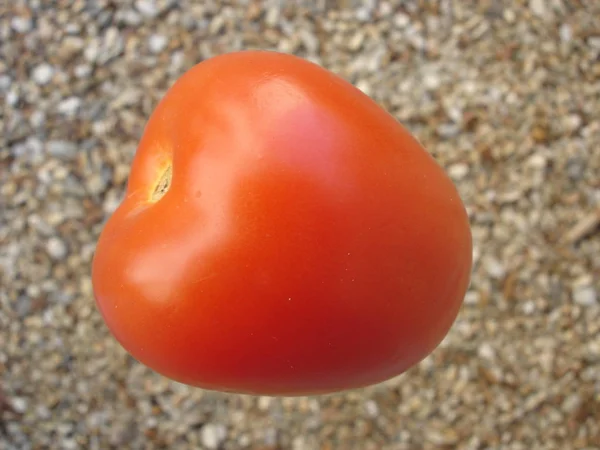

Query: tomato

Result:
[92,51,472,396]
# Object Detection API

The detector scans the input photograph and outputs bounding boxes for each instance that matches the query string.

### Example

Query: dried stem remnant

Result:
[151,164,172,202]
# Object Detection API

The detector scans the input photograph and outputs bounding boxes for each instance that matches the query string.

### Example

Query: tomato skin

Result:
[92,51,472,396]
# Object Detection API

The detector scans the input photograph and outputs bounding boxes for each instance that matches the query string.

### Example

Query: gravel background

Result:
[1,1,600,449]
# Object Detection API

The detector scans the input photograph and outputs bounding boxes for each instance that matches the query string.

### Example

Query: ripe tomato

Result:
[92,51,472,396]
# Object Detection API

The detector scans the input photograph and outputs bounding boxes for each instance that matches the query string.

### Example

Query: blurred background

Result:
[1,0,599,449]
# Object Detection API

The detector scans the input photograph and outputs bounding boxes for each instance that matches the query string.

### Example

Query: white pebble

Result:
[238,434,250,446]
[62,439,78,450]
[292,436,307,450]
[356,7,371,22]
[12,16,32,33]
[446,106,463,124]
[46,237,68,260]
[573,286,597,306]
[448,163,469,180]
[6,90,18,106]
[74,64,92,78]
[588,37,600,50]
[559,24,572,43]
[562,394,581,413]
[564,114,582,133]
[503,9,516,23]
[484,257,506,280]
[58,97,82,116]
[135,0,159,18]
[12,397,28,413]
[348,32,365,51]
[529,0,546,17]
[257,396,271,411]
[356,80,371,96]
[527,154,547,169]
[423,73,440,90]
[30,110,46,127]
[437,123,460,138]
[36,405,51,420]
[365,400,379,417]
[478,342,496,361]
[201,423,227,449]
[300,30,319,54]
[394,13,410,28]
[47,140,77,159]
[103,191,122,215]
[84,40,99,62]
[523,300,536,315]
[169,51,185,73]
[120,9,142,26]
[464,290,480,305]
[265,7,280,27]
[148,34,168,53]
[0,75,11,90]
[86,174,107,195]
[32,64,54,85]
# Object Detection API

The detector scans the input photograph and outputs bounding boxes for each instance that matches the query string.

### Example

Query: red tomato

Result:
[92,51,472,396]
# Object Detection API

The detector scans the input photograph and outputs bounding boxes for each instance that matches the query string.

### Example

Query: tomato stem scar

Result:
[151,164,172,202]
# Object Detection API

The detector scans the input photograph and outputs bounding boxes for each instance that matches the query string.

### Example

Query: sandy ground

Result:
[1,1,599,449]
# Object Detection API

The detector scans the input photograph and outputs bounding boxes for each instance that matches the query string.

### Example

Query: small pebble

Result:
[135,0,159,18]
[559,24,572,43]
[12,397,28,414]
[573,286,597,306]
[47,140,78,159]
[74,64,92,78]
[201,423,227,449]
[32,64,54,85]
[529,0,546,17]
[6,89,19,106]
[11,16,32,33]
[46,237,68,260]
[364,400,379,418]
[484,257,506,280]
[356,79,371,96]
[478,342,497,361]
[57,97,82,116]
[148,34,168,53]
[448,163,469,180]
